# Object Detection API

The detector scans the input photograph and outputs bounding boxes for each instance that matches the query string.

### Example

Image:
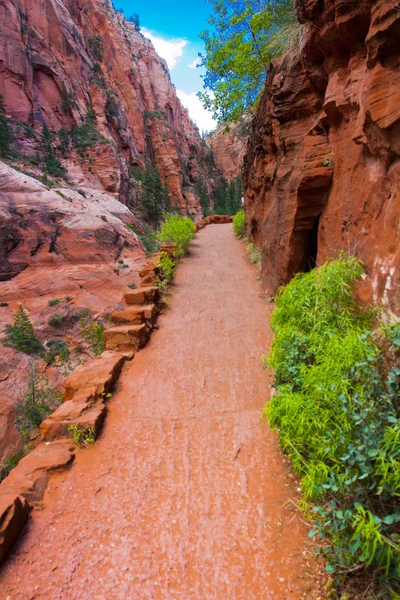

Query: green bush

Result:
[3,306,43,355]
[263,255,400,588]
[246,242,261,264]
[15,367,63,439]
[0,94,13,158]
[157,215,196,258]
[157,252,176,283]
[233,210,246,238]
[79,309,105,356]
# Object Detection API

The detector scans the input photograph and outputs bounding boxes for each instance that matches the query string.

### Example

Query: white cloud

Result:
[189,57,201,69]
[142,28,188,69]
[176,89,216,133]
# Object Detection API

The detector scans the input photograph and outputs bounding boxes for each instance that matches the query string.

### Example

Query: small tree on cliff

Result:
[128,13,140,30]
[135,165,172,227]
[3,306,44,355]
[199,0,297,125]
[0,94,13,158]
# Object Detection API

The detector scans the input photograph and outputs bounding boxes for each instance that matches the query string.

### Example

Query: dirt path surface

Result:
[1,225,323,600]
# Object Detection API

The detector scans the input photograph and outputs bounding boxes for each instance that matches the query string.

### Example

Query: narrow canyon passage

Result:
[1,225,322,599]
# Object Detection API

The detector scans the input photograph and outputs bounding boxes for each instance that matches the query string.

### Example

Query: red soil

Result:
[0,225,325,599]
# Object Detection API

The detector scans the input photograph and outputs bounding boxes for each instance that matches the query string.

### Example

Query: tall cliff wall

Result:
[0,0,218,216]
[208,124,247,182]
[243,0,400,313]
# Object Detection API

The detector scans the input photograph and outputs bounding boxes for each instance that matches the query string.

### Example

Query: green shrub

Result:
[68,425,95,446]
[0,94,13,158]
[79,309,105,356]
[15,367,63,439]
[3,306,43,355]
[157,252,176,283]
[44,339,69,364]
[246,242,261,264]
[48,313,64,328]
[48,298,62,307]
[0,447,31,482]
[157,215,196,258]
[263,255,400,588]
[233,210,246,238]
[0,302,9,307]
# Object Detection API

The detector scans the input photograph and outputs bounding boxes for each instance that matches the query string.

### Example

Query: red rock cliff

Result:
[208,123,247,182]
[243,0,400,313]
[0,0,218,216]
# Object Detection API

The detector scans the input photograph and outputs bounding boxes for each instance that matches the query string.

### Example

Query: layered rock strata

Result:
[243,0,400,313]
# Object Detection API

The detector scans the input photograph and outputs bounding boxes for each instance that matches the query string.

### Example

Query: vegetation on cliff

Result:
[263,255,400,593]
[199,0,297,124]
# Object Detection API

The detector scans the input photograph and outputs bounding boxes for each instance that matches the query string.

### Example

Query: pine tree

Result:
[41,123,64,176]
[0,94,13,158]
[195,177,210,217]
[138,165,172,226]
[3,306,43,355]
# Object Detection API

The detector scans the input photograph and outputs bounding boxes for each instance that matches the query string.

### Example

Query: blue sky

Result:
[115,1,216,131]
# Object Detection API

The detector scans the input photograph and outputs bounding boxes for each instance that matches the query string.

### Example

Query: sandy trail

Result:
[1,224,322,599]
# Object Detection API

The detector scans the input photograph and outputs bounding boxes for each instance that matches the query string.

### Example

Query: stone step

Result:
[110,304,158,326]
[40,400,106,443]
[104,323,150,352]
[124,286,159,306]
[64,351,128,402]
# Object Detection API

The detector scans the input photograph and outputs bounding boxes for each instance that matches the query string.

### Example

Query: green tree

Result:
[195,177,210,216]
[41,123,64,176]
[214,177,229,214]
[128,13,140,30]
[3,306,43,355]
[0,94,13,158]
[134,165,172,226]
[199,0,296,125]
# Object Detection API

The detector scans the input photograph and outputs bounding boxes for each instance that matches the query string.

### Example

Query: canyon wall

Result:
[243,0,400,314]
[209,123,247,182]
[0,0,221,461]
[0,0,218,215]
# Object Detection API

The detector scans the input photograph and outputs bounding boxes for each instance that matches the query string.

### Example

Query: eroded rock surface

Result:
[243,0,400,312]
[0,0,219,214]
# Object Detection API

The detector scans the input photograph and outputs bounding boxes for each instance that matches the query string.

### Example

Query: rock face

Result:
[243,0,400,313]
[0,161,147,460]
[0,0,218,216]
[209,124,247,182]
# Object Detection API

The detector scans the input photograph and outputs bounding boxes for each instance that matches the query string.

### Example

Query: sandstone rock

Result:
[124,286,160,306]
[244,0,400,313]
[111,304,158,326]
[0,441,75,505]
[64,352,127,401]
[104,324,150,353]
[209,124,247,181]
[40,402,106,442]
[0,495,29,566]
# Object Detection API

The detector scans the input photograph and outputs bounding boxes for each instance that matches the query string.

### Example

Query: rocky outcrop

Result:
[0,162,147,460]
[0,0,218,215]
[209,124,247,182]
[243,0,400,313]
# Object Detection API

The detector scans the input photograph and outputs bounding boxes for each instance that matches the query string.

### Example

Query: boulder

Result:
[64,352,127,401]
[104,324,150,352]
[124,286,160,306]
[0,495,30,566]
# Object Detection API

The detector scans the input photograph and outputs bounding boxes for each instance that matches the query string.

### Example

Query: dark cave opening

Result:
[304,215,320,272]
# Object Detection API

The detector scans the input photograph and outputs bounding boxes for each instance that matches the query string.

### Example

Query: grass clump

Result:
[263,254,400,592]
[3,306,43,355]
[68,425,95,446]
[246,242,261,264]
[157,215,196,258]
[233,210,246,238]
